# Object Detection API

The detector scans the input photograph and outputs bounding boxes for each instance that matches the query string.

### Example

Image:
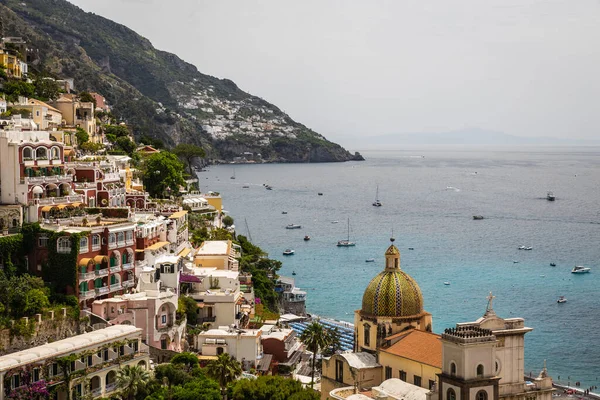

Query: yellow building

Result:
[21,98,63,130]
[194,239,239,271]
[378,329,441,389]
[0,51,22,79]
[355,238,432,354]
[321,352,381,400]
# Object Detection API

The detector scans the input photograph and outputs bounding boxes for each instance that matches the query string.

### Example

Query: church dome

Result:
[361,241,424,318]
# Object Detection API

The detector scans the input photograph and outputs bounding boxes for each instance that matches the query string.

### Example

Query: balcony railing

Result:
[198,316,216,323]
[23,175,73,184]
[30,194,85,206]
[109,265,121,273]
[79,290,96,300]
[95,269,109,277]
[105,383,117,393]
[91,387,102,397]
[122,279,135,288]
[96,286,109,295]
[79,271,96,281]
[110,283,122,292]
[122,263,134,271]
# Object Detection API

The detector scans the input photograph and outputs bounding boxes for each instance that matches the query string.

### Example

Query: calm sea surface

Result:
[199,146,600,386]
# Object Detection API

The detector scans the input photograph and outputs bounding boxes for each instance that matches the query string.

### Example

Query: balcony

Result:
[23,175,73,185]
[198,316,216,323]
[135,260,147,269]
[79,271,96,281]
[101,172,120,182]
[110,283,122,292]
[105,383,117,393]
[95,268,109,277]
[96,286,109,295]
[109,265,121,274]
[30,194,85,206]
[79,290,96,301]
[122,263,134,271]
[122,279,135,288]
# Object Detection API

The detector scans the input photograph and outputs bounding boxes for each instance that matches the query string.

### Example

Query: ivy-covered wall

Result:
[44,231,87,294]
[0,233,24,276]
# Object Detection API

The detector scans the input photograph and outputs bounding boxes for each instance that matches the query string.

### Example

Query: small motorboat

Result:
[283,249,295,255]
[282,211,288,214]
[513,260,519,264]
[524,246,533,251]
[318,192,323,196]
[292,271,297,276]
[557,296,567,303]
[286,224,301,229]
[365,258,375,262]
[242,185,249,188]
[473,215,484,220]
[444,282,451,286]
[408,247,414,250]
[550,263,556,267]
[518,246,526,250]
[265,185,273,190]
[303,235,310,241]
[331,220,339,224]
[547,191,556,201]
[571,265,591,274]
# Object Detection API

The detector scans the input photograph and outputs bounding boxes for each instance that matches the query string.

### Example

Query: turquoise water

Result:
[199,146,600,387]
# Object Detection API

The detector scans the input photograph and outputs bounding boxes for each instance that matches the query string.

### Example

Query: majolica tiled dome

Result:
[361,241,424,317]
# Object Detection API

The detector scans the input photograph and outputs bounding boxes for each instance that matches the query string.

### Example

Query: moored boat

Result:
[337,218,356,247]
[571,266,590,274]
[547,191,555,201]
[473,215,484,220]
[365,258,375,262]
[557,296,567,303]
[286,224,301,229]
[303,235,311,241]
[283,249,295,255]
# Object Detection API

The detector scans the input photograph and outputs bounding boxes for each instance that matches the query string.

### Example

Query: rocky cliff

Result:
[0,0,364,163]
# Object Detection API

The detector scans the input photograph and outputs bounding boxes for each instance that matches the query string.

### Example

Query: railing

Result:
[96,286,109,295]
[79,271,96,280]
[122,263,134,271]
[110,265,121,274]
[29,194,85,206]
[198,316,216,323]
[101,172,120,182]
[23,175,73,184]
[95,269,109,277]
[91,387,102,397]
[105,383,117,393]
[79,290,96,300]
[110,283,122,292]
[122,279,135,288]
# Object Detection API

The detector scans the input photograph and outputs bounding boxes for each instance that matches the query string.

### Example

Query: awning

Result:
[178,247,191,258]
[94,255,108,263]
[79,258,93,267]
[64,149,75,156]
[41,205,54,212]
[55,204,68,210]
[256,354,273,372]
[197,355,218,361]
[70,202,82,207]
[146,241,169,251]
[168,210,188,219]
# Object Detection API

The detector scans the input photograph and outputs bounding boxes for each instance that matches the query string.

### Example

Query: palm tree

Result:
[299,321,330,389]
[116,365,150,400]
[205,353,242,400]
[322,327,342,358]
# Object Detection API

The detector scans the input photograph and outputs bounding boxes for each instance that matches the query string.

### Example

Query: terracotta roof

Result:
[380,329,442,368]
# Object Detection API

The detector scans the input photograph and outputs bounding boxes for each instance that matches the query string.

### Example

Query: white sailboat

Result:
[337,218,356,247]
[372,185,382,207]
[230,167,236,179]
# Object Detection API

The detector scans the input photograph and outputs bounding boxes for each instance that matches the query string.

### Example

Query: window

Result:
[109,233,116,246]
[161,339,168,350]
[477,364,484,378]
[92,234,101,249]
[49,363,58,377]
[51,147,60,160]
[162,315,167,324]
[12,374,20,389]
[33,368,40,382]
[495,360,500,374]
[429,380,436,390]
[80,237,88,253]
[447,388,456,400]
[126,230,133,242]
[450,362,457,376]
[35,147,47,159]
[385,366,392,380]
[476,391,488,400]
[38,235,48,247]
[119,345,125,356]
[117,232,124,244]
[103,349,109,361]
[399,370,407,381]
[57,237,71,253]
[132,341,139,352]
[414,375,422,387]
[363,324,370,347]
[335,359,344,382]
[22,147,32,159]
[87,355,93,366]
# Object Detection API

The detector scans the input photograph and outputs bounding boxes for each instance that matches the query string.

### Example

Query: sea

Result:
[197,146,600,387]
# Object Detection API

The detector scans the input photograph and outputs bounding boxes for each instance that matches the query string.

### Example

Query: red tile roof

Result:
[380,329,442,368]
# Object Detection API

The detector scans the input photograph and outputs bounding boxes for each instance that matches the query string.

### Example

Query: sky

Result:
[67,0,600,143]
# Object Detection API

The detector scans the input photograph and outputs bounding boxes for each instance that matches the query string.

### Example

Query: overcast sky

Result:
[68,0,600,142]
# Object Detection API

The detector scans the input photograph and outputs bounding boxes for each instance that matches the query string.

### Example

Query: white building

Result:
[196,327,264,370]
[0,325,149,400]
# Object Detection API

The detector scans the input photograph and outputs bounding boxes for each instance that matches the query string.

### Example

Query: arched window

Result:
[79,237,88,253]
[92,234,101,249]
[22,147,32,160]
[447,388,456,400]
[35,147,47,159]
[216,347,224,355]
[477,364,484,378]
[363,324,370,347]
[109,233,116,247]
[51,147,60,160]
[476,391,487,400]
[57,237,71,253]
[450,362,456,376]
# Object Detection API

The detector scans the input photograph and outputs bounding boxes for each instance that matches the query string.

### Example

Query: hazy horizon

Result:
[68,0,600,148]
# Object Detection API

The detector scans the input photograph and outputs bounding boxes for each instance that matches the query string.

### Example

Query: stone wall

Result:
[0,308,82,355]
[149,345,179,364]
